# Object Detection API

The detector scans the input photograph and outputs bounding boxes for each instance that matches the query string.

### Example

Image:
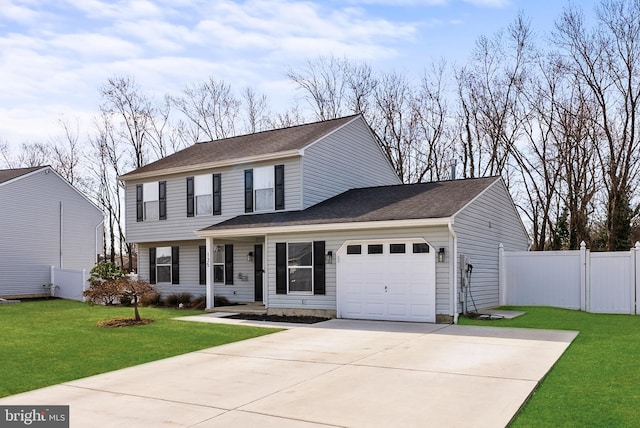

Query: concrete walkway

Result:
[0,317,577,427]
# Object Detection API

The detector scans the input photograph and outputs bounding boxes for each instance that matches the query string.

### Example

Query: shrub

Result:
[192,295,206,310]
[139,291,163,307]
[165,292,193,308]
[84,262,126,305]
[214,295,230,307]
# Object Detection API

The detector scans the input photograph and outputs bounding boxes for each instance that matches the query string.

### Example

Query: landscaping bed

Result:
[225,313,331,324]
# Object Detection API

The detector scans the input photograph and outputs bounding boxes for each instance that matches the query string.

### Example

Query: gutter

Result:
[448,220,458,324]
[195,217,452,239]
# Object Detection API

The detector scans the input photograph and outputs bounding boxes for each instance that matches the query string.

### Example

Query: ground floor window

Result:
[288,242,313,293]
[213,245,225,283]
[149,246,179,284]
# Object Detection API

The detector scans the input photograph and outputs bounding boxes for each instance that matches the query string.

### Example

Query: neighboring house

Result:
[0,166,104,298]
[121,115,528,323]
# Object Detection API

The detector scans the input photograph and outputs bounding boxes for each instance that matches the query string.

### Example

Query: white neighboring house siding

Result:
[0,168,103,297]
[302,116,401,208]
[264,226,451,316]
[452,179,529,310]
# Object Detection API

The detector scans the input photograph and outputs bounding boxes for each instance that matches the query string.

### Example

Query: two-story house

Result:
[120,115,528,323]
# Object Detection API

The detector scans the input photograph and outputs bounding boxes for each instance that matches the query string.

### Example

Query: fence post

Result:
[632,241,640,315]
[580,241,588,311]
[498,243,506,306]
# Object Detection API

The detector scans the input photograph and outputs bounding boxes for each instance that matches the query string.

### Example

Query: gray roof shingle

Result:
[200,176,500,232]
[120,115,359,179]
[0,166,45,184]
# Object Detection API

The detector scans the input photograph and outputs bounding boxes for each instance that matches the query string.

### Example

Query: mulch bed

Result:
[225,314,330,324]
[96,318,155,328]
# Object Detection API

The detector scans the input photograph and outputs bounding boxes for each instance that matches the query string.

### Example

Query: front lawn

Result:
[460,306,640,428]
[0,299,280,398]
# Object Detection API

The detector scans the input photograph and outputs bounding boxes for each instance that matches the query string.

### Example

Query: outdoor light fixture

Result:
[247,251,254,262]
[438,247,445,263]
[326,250,333,264]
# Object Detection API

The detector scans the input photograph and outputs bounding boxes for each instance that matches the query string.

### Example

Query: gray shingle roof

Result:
[0,166,45,184]
[120,115,360,179]
[200,176,500,232]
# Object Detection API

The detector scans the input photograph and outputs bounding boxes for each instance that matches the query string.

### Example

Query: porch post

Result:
[206,237,214,309]
[498,243,506,306]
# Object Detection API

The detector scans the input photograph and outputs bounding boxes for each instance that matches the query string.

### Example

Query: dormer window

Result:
[244,165,284,213]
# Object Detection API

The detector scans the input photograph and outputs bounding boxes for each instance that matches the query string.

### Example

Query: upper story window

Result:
[244,165,284,213]
[136,181,166,222]
[187,174,221,217]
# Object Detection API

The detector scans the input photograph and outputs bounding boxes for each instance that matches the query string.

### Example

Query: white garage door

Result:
[337,239,436,322]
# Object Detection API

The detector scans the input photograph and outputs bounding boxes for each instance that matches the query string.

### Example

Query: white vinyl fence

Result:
[499,242,640,315]
[50,266,89,302]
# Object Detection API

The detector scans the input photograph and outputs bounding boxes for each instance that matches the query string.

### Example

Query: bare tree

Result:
[554,0,640,250]
[170,78,240,142]
[242,87,270,134]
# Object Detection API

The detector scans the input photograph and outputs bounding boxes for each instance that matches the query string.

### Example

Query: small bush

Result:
[165,294,179,307]
[175,293,193,305]
[214,295,230,307]
[192,295,206,310]
[119,294,133,307]
[139,291,163,307]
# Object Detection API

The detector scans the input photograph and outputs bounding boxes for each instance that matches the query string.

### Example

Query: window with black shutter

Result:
[149,247,156,284]
[276,243,287,294]
[159,181,167,220]
[186,177,194,217]
[171,246,179,284]
[244,169,253,213]
[213,173,221,215]
[136,184,143,222]
[275,164,284,210]
[313,241,325,295]
[199,245,206,285]
[224,244,234,285]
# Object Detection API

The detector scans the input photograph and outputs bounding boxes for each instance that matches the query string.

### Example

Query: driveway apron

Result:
[0,317,577,428]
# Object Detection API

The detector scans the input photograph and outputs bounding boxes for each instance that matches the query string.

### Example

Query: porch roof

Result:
[198,176,499,236]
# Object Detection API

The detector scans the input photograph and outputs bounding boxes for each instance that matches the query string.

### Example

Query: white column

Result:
[206,237,214,309]
[580,241,589,312]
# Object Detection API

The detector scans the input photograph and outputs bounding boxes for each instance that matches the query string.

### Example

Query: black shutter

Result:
[186,177,194,217]
[224,244,234,285]
[171,246,179,284]
[199,245,206,285]
[276,243,287,294]
[136,184,143,222]
[159,181,167,220]
[149,247,156,284]
[275,164,285,210]
[213,173,221,216]
[313,241,326,295]
[244,169,253,213]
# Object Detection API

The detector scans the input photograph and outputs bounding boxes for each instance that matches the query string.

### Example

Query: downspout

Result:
[59,201,64,268]
[95,219,104,264]
[448,220,458,324]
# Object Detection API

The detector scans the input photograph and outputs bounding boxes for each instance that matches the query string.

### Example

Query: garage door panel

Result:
[337,240,436,323]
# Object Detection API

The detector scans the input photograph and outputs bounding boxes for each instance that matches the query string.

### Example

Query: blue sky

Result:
[0,0,598,150]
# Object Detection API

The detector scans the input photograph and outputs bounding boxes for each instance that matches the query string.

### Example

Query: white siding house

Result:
[121,115,528,322]
[0,166,104,298]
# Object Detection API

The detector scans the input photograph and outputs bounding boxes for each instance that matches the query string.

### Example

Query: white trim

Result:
[448,220,459,324]
[195,217,452,238]
[120,151,301,181]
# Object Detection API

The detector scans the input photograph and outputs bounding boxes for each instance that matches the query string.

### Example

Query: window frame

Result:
[194,174,213,217]
[212,244,225,284]
[287,241,314,295]
[253,165,275,212]
[155,246,172,283]
[143,182,159,221]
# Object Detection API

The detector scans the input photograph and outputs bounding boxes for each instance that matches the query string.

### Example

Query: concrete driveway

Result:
[0,317,577,427]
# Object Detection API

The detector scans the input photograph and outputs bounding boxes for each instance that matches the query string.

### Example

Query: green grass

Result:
[0,299,280,398]
[460,306,640,428]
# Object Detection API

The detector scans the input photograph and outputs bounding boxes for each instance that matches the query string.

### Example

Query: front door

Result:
[254,244,263,301]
